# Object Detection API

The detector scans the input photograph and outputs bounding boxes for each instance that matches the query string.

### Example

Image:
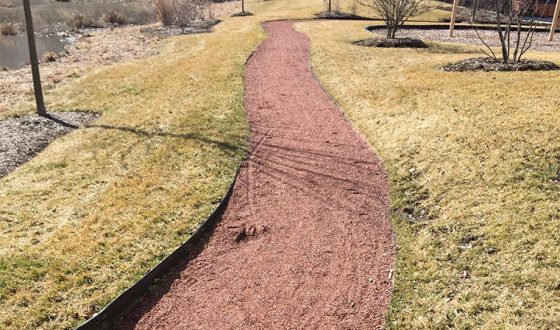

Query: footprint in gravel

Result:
[232,225,269,243]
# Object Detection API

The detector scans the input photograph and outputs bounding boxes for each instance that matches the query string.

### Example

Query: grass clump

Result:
[298,20,560,328]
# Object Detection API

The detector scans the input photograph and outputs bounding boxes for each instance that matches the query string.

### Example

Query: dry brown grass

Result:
[298,19,560,329]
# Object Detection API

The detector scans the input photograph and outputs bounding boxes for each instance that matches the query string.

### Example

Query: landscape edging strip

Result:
[75,166,241,330]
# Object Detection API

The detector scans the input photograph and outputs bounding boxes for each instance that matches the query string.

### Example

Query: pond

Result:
[0,34,69,70]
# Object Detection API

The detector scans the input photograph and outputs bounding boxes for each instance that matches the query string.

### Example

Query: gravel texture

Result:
[121,21,395,329]
[372,28,560,52]
[442,56,560,71]
[0,111,98,178]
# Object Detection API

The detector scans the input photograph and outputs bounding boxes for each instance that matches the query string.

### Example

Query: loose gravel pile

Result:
[0,111,98,178]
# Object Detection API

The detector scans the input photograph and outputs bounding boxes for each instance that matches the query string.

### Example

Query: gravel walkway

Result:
[0,112,98,178]
[122,21,395,329]
[373,28,560,52]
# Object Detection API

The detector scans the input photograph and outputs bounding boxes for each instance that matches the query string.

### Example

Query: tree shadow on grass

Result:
[86,124,245,154]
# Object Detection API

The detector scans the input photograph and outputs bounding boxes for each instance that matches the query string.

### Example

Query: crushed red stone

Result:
[121,20,395,329]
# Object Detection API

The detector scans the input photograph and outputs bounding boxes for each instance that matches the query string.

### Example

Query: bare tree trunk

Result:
[22,0,46,116]
[242,0,245,13]
[471,0,478,21]
[328,0,332,12]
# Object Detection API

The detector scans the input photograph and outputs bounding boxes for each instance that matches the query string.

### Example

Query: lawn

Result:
[3,0,559,328]
[0,0,330,328]
[297,20,560,328]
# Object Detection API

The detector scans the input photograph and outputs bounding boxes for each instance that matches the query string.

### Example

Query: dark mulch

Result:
[315,10,367,20]
[0,112,98,178]
[231,11,254,17]
[442,57,560,72]
[354,37,428,48]
[141,20,221,36]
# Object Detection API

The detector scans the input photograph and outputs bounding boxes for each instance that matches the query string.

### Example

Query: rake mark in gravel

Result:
[123,21,395,329]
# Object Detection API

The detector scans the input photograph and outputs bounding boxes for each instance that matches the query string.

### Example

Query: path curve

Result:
[122,21,395,329]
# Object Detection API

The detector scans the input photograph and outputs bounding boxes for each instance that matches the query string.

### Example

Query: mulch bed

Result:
[442,57,560,72]
[315,10,367,20]
[0,112,98,178]
[121,20,394,329]
[231,11,254,17]
[354,37,428,48]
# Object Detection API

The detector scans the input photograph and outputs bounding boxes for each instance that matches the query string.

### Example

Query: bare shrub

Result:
[101,11,128,26]
[0,0,14,8]
[174,0,209,26]
[154,0,174,25]
[69,13,99,30]
[0,22,17,36]
[154,0,210,26]
[474,0,541,63]
[359,0,430,38]
[41,51,58,63]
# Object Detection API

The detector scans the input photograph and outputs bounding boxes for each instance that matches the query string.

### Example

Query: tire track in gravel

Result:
[121,20,395,329]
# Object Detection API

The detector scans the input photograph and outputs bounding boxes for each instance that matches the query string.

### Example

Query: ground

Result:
[1,0,560,329]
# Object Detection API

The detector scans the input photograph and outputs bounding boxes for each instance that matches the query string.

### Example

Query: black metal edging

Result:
[76,166,241,330]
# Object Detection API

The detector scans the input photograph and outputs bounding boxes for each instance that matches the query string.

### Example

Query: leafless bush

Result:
[155,0,174,25]
[174,0,209,25]
[41,52,58,63]
[474,0,541,63]
[0,22,17,36]
[69,13,100,30]
[101,11,128,26]
[154,0,210,26]
[359,0,430,38]
[0,0,14,8]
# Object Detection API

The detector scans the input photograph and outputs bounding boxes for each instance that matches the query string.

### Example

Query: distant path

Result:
[122,21,395,329]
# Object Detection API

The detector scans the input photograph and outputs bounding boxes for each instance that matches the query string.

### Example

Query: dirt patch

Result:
[121,20,394,329]
[354,37,428,48]
[0,111,98,178]
[442,57,560,72]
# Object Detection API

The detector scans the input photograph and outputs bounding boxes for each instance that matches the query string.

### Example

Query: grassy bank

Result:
[298,20,560,328]
[0,0,331,328]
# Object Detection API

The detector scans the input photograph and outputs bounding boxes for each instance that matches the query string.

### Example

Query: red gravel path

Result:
[122,21,395,329]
